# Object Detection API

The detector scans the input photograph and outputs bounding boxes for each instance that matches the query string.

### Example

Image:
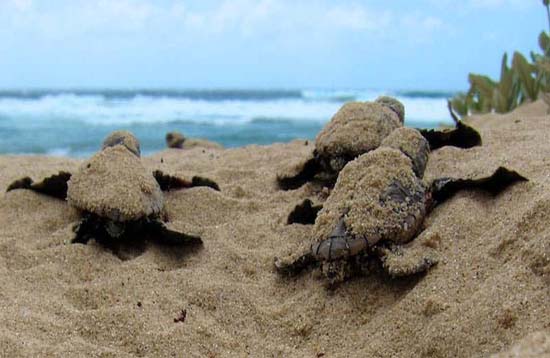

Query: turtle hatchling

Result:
[275,127,527,285]
[6,131,220,248]
[277,96,481,190]
[166,131,186,149]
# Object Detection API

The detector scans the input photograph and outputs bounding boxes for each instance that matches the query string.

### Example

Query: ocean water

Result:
[0,89,454,157]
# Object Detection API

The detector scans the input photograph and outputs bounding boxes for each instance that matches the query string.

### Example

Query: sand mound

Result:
[0,101,548,356]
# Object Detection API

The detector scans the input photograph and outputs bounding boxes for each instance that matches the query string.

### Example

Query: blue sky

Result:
[0,0,544,90]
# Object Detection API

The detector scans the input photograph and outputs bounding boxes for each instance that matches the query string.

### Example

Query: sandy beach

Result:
[0,100,549,357]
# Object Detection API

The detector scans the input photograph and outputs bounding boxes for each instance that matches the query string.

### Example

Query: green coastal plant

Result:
[450,1,550,117]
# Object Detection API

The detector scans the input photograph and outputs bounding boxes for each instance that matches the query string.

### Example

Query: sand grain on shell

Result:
[0,101,549,356]
[312,147,425,247]
[315,101,401,158]
[67,145,163,222]
[381,126,430,178]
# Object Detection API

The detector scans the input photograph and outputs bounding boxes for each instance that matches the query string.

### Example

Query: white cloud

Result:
[0,0,447,49]
[2,1,442,34]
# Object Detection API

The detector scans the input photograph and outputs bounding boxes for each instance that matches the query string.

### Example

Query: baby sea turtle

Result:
[6,131,219,248]
[275,128,526,285]
[165,131,224,150]
[277,97,481,190]
[166,131,186,149]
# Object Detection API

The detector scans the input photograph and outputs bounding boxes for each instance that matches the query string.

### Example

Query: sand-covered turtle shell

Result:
[67,145,163,222]
[375,96,405,124]
[381,127,430,178]
[315,102,401,165]
[312,147,426,247]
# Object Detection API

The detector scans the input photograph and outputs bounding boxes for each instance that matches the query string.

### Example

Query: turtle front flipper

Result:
[287,199,323,225]
[191,176,220,191]
[430,166,528,206]
[274,252,317,277]
[144,220,203,247]
[419,121,482,150]
[417,100,481,150]
[418,121,482,150]
[7,171,72,200]
[153,170,220,191]
[377,240,439,277]
[72,213,110,245]
[277,157,322,190]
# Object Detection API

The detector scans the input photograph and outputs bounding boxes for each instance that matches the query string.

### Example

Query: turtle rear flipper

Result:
[145,220,203,246]
[153,170,220,191]
[378,241,439,277]
[430,166,528,205]
[6,171,72,200]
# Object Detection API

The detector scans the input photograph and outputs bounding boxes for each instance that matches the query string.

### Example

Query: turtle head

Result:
[311,216,368,261]
[375,96,405,124]
[166,131,186,149]
[381,127,430,178]
[102,131,141,157]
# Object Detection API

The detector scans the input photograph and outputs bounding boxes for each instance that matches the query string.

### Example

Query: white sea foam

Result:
[0,91,452,126]
[45,147,72,157]
[397,96,450,124]
[0,89,454,156]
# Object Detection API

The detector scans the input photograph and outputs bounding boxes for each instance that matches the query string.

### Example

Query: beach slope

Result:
[0,101,548,357]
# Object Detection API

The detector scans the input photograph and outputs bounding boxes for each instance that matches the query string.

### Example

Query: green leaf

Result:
[531,51,543,63]
[468,73,496,112]
[534,58,550,92]
[493,53,519,113]
[539,32,550,56]
[499,53,509,81]
[535,59,550,73]
[512,51,538,101]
